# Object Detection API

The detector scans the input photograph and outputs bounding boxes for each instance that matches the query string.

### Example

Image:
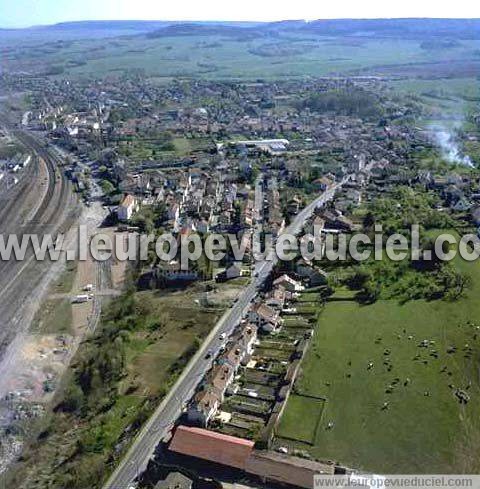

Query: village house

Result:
[237,323,257,356]
[305,214,325,235]
[321,209,354,232]
[265,285,288,310]
[154,471,193,489]
[219,344,244,372]
[287,195,302,215]
[248,303,281,333]
[273,274,304,293]
[187,363,235,427]
[119,173,152,196]
[220,323,258,367]
[208,363,235,402]
[295,259,328,286]
[242,200,254,228]
[187,389,221,427]
[117,194,138,221]
[166,202,180,222]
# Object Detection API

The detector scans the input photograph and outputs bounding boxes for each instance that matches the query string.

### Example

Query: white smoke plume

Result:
[432,126,474,168]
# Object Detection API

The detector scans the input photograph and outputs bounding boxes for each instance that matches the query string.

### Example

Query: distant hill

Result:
[0,20,267,44]
[297,18,480,40]
[0,20,170,43]
[43,20,171,32]
[145,18,480,41]
[146,23,265,39]
[1,18,479,49]
[2,18,479,40]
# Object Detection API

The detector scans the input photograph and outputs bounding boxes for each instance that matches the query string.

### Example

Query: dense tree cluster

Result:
[296,87,385,119]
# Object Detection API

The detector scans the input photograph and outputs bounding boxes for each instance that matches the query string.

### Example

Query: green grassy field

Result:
[277,254,480,473]
[124,288,224,395]
[6,30,480,81]
[73,37,480,80]
[390,77,480,101]
[278,394,326,445]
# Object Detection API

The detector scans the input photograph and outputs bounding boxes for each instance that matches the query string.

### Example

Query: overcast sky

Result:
[1,0,479,28]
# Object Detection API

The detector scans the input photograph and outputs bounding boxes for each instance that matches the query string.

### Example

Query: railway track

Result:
[0,130,72,273]
[0,112,71,232]
[0,120,77,362]
[0,154,37,227]
[12,130,66,227]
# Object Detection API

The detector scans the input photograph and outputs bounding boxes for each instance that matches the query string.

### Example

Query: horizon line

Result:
[2,16,480,31]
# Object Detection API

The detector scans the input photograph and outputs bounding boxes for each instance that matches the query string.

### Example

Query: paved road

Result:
[104,178,347,489]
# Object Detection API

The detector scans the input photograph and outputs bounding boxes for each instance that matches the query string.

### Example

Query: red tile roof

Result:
[169,426,254,470]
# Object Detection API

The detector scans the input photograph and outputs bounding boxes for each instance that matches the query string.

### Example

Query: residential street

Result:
[104,180,344,489]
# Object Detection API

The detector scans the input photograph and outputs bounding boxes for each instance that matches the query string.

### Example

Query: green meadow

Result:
[278,244,480,473]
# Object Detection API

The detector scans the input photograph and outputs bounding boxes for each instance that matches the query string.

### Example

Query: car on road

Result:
[204,349,214,360]
[219,333,226,340]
